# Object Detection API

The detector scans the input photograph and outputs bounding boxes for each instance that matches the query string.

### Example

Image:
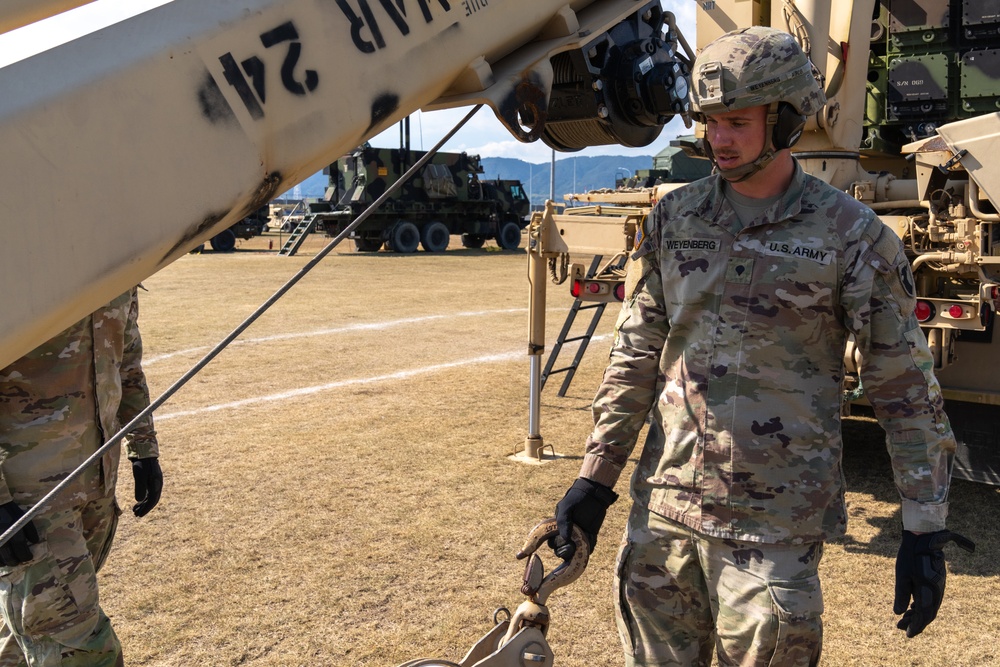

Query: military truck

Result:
[309,145,530,253]
[524,0,1000,484]
[614,140,712,189]
[191,205,270,253]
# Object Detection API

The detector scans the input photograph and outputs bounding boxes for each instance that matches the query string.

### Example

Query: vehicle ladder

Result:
[541,254,624,396]
[278,215,318,256]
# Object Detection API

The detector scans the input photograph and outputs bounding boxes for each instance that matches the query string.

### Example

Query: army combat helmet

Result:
[689,26,825,182]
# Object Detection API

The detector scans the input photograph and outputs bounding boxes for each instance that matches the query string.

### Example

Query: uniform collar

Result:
[696,160,807,236]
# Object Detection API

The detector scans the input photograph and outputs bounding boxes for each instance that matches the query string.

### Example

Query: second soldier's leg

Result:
[614,503,715,667]
[0,620,28,667]
[0,502,122,667]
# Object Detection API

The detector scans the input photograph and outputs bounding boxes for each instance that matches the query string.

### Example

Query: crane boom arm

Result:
[0,0,683,369]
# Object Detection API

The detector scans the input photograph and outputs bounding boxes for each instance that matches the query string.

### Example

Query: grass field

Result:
[100,232,998,666]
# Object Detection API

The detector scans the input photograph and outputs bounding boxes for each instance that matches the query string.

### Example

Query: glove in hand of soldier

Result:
[0,501,40,566]
[893,529,975,638]
[131,457,163,518]
[549,477,619,561]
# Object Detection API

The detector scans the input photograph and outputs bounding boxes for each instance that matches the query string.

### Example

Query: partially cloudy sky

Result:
[0,0,696,163]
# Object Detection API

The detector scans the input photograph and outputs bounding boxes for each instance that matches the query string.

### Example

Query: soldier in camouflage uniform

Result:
[545,27,971,666]
[0,287,162,667]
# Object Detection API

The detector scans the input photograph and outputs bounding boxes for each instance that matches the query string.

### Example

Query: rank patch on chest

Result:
[663,237,720,252]
[761,241,832,265]
[726,257,754,284]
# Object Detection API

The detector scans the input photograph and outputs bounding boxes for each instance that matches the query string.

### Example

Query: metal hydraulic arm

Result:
[0,0,690,368]
[523,199,643,459]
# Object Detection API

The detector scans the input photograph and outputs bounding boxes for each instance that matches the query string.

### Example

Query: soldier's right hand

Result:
[0,501,40,567]
[548,477,619,561]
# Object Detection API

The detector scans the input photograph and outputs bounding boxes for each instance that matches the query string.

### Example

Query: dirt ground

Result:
[99,231,998,666]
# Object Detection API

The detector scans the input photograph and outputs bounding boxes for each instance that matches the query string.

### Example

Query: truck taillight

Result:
[570,279,620,300]
[915,301,934,322]
[941,304,973,320]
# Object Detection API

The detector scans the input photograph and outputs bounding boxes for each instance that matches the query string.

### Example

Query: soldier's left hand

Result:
[130,457,163,518]
[0,501,40,566]
[893,529,975,637]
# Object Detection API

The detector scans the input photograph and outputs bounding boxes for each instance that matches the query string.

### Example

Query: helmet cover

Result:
[689,26,825,121]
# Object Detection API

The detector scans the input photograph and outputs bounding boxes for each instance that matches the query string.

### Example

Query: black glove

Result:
[549,477,619,561]
[893,529,975,637]
[131,457,163,518]
[0,501,40,567]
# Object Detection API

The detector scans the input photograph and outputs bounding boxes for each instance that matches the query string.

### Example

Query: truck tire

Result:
[210,229,237,252]
[461,234,486,249]
[420,222,450,252]
[354,236,383,252]
[496,221,522,250]
[388,221,419,253]
[945,400,1000,485]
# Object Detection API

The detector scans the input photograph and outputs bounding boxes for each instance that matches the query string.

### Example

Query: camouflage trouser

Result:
[0,495,123,667]
[614,504,824,667]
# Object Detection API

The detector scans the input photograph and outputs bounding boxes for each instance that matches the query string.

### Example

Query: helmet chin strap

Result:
[715,146,776,183]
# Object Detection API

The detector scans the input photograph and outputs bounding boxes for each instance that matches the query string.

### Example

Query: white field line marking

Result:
[156,334,611,421]
[144,308,533,365]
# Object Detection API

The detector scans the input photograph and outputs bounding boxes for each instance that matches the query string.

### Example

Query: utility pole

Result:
[549,149,555,202]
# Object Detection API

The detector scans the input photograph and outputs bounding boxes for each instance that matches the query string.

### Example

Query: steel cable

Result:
[0,105,483,547]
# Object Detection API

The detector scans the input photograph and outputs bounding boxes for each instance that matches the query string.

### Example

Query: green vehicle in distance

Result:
[191,205,269,253]
[310,145,530,253]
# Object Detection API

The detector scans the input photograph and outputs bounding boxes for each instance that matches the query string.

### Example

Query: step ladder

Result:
[278,215,318,256]
[541,255,617,397]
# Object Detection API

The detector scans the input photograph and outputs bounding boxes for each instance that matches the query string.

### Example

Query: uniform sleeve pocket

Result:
[863,227,916,323]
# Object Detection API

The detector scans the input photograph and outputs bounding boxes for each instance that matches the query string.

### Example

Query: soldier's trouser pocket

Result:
[614,505,715,667]
[763,576,824,667]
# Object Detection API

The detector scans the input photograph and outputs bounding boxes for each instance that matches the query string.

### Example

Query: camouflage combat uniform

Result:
[580,164,953,665]
[0,288,157,667]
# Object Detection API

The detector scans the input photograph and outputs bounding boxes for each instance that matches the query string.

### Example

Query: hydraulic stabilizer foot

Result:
[524,436,545,460]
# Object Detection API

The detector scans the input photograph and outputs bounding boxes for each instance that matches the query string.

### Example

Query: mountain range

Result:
[280,154,656,207]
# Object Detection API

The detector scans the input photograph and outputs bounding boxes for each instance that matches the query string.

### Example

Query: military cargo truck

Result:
[309,145,530,253]
[192,205,269,253]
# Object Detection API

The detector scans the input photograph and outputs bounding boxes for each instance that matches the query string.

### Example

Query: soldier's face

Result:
[705,105,768,171]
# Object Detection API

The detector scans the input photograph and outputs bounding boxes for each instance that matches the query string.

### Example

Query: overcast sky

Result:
[0,0,696,163]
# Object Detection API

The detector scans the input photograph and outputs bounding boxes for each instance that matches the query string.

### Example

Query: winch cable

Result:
[0,104,484,548]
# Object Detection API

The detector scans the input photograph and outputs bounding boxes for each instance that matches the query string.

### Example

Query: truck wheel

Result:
[210,229,237,252]
[388,221,419,253]
[496,221,522,250]
[354,236,383,252]
[420,222,450,252]
[461,234,486,249]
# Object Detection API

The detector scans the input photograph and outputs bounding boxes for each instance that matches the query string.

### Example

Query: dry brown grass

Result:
[100,232,999,666]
